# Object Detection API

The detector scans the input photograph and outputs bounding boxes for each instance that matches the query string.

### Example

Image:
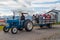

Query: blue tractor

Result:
[3,11,33,34]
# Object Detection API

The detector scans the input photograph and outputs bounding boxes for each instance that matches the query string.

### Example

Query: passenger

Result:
[42,14,47,23]
[39,14,43,24]
[32,15,36,20]
[32,15,36,24]
[46,14,51,22]
[46,14,51,20]
[35,14,39,23]
[21,13,25,20]
[42,14,46,19]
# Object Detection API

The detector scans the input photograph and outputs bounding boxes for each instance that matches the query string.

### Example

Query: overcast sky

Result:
[0,0,60,16]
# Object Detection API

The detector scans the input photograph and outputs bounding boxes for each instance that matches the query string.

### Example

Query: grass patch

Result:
[54,22,60,25]
[0,26,4,31]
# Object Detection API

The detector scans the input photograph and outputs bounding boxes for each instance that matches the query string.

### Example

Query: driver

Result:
[21,13,25,20]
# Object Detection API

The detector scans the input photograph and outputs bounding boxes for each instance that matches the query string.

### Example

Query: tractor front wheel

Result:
[3,27,9,33]
[11,27,18,34]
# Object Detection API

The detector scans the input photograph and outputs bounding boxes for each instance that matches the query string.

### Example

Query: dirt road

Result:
[0,25,60,40]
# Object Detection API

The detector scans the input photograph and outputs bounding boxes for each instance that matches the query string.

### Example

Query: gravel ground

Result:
[43,30,60,40]
[47,34,60,40]
[0,25,60,40]
[39,25,60,40]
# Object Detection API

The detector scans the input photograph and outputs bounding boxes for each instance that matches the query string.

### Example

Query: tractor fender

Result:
[25,19,32,22]
[23,19,33,27]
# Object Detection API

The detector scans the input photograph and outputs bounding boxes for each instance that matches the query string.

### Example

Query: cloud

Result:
[0,0,60,16]
[31,0,60,12]
[32,0,58,3]
[32,1,60,4]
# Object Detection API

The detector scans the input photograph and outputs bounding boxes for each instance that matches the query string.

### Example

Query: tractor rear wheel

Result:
[24,20,33,32]
[11,27,18,34]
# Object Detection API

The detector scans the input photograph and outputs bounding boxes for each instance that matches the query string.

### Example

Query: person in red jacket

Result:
[42,14,46,19]
[46,14,51,22]
[46,14,51,19]
[42,14,47,23]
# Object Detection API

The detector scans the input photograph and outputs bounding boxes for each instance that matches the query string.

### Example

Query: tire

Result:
[24,20,33,32]
[11,27,18,34]
[3,27,9,33]
[40,25,43,28]
[47,24,52,29]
